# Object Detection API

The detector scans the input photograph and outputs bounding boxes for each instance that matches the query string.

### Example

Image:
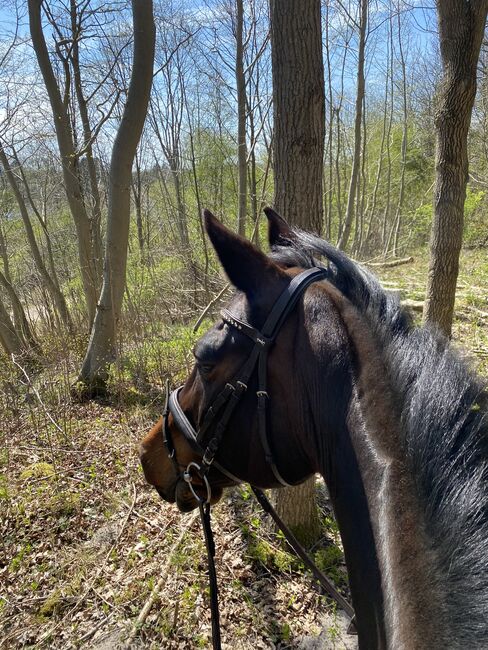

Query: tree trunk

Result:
[70,0,103,271]
[272,479,321,546]
[132,151,144,255]
[0,295,33,361]
[423,1,488,336]
[337,0,368,251]
[28,0,100,326]
[235,0,247,236]
[270,0,325,232]
[269,0,325,544]
[0,269,40,352]
[79,0,155,392]
[0,144,73,332]
[389,5,408,257]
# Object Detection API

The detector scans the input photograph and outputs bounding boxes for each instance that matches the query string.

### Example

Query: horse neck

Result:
[294,295,386,648]
[319,284,451,650]
[324,415,387,650]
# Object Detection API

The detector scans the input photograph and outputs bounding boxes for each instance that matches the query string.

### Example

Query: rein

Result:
[197,485,356,650]
[162,267,356,646]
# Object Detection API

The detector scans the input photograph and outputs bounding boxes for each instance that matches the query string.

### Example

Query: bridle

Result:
[162,266,328,494]
[160,266,356,648]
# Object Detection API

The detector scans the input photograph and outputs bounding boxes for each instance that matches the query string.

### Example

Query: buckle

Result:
[236,381,247,392]
[202,438,219,466]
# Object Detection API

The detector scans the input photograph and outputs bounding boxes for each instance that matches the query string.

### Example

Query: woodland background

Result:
[1,0,487,648]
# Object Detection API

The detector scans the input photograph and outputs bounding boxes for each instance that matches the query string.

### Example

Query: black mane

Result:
[273,231,488,646]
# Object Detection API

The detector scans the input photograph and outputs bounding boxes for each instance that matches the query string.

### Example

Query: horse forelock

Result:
[272,231,488,647]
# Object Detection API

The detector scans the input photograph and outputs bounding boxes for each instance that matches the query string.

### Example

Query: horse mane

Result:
[272,231,488,647]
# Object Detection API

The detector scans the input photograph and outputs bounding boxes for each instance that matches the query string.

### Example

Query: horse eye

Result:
[197,362,214,375]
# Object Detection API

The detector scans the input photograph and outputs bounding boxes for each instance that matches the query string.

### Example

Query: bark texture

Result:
[0,296,25,358]
[269,0,325,232]
[79,0,155,390]
[423,1,488,336]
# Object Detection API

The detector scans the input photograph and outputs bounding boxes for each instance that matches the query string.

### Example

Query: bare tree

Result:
[235,0,247,235]
[79,0,155,392]
[0,142,72,330]
[423,0,488,335]
[28,0,101,326]
[337,0,368,251]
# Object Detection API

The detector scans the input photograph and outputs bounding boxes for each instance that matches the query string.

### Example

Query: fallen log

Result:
[367,256,414,269]
[401,299,424,313]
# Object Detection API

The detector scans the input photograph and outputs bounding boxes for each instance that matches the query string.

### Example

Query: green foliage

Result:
[314,545,347,588]
[464,188,487,246]
[9,542,32,572]
[113,322,206,389]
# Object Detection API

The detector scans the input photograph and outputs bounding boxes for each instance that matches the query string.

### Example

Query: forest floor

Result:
[1,249,487,650]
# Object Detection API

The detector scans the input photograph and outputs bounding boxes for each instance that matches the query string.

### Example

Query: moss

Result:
[20,462,55,481]
[314,545,347,587]
[48,491,81,517]
[38,591,62,619]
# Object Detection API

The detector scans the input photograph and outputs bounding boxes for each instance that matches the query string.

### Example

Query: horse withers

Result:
[140,209,488,650]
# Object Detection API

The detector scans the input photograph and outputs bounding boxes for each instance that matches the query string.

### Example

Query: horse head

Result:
[139,209,341,511]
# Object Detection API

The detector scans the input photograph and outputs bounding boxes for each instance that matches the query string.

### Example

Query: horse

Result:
[140,208,488,650]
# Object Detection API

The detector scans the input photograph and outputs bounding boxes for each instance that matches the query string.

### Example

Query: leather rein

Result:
[161,267,356,648]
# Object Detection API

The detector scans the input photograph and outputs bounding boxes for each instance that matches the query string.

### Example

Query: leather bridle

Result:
[162,266,328,497]
[159,265,357,649]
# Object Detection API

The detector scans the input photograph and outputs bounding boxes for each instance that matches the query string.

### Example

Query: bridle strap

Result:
[169,388,243,485]
[251,487,356,621]
[261,267,327,338]
[160,265,357,648]
[199,488,356,650]
[199,502,221,649]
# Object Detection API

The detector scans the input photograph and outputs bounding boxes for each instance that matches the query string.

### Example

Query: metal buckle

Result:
[202,437,219,467]
[183,461,212,504]
[256,390,268,399]
[236,381,247,392]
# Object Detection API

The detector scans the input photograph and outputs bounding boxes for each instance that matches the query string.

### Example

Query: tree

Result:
[235,0,247,236]
[28,0,102,327]
[269,0,325,233]
[79,0,155,392]
[423,0,488,336]
[269,0,325,544]
[337,0,368,251]
[0,142,72,331]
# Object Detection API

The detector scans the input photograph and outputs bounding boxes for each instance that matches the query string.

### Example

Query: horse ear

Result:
[264,207,295,248]
[204,209,284,295]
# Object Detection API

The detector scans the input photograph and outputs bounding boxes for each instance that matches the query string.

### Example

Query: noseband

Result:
[163,266,328,499]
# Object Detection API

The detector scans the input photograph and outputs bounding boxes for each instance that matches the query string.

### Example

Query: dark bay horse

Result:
[140,209,488,649]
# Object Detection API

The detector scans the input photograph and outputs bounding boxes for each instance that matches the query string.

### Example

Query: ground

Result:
[1,249,487,649]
